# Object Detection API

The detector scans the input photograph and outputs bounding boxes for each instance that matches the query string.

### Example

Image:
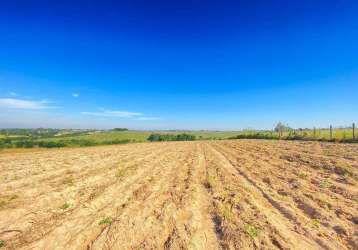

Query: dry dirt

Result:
[0,140,357,250]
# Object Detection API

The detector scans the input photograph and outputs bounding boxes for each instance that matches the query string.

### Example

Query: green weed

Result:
[115,169,127,178]
[60,202,71,210]
[244,224,260,238]
[311,218,320,228]
[319,178,331,189]
[99,217,112,226]
[298,171,308,178]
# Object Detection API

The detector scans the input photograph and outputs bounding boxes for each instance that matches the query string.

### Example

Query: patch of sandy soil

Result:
[0,140,357,249]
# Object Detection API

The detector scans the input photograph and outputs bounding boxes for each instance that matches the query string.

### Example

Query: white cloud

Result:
[72,93,79,98]
[137,117,161,121]
[81,110,142,118]
[0,98,53,110]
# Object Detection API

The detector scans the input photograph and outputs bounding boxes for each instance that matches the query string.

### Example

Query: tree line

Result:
[147,133,196,142]
[0,138,132,149]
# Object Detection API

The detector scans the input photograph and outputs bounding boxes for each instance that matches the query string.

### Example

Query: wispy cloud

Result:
[9,92,17,97]
[72,93,79,98]
[137,117,161,121]
[81,110,143,118]
[0,98,53,110]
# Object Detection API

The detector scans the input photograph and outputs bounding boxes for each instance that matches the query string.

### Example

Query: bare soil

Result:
[0,140,357,250]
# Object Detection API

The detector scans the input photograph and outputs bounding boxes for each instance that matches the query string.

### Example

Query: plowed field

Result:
[0,140,357,250]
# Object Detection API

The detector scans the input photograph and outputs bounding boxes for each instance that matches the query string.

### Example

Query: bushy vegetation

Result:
[148,133,196,142]
[0,138,132,149]
[0,124,356,149]
[0,128,96,138]
[0,128,61,137]
[229,123,357,143]
[112,128,129,131]
[230,132,279,140]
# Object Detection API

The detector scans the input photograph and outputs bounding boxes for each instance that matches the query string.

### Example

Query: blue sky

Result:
[0,0,357,130]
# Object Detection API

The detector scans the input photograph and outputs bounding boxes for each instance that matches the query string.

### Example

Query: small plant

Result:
[311,218,320,228]
[244,224,260,238]
[334,161,353,176]
[218,204,234,222]
[0,201,6,209]
[62,177,74,185]
[204,175,215,189]
[0,240,4,247]
[115,169,126,178]
[60,202,71,210]
[9,194,19,200]
[89,192,97,200]
[298,171,308,178]
[99,217,112,226]
[319,178,330,189]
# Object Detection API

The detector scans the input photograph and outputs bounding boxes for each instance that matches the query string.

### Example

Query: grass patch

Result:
[0,201,6,209]
[9,194,18,200]
[62,177,74,185]
[319,178,331,189]
[60,202,71,210]
[244,224,260,238]
[204,175,215,189]
[298,171,308,179]
[0,240,4,248]
[334,161,353,176]
[115,169,127,178]
[311,218,320,228]
[99,217,112,226]
[218,204,234,222]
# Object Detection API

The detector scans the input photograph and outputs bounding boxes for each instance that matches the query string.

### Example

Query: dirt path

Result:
[0,140,357,249]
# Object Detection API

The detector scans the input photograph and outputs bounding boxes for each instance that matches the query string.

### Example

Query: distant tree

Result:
[112,128,129,131]
[148,134,162,142]
[148,133,196,142]
[274,122,292,137]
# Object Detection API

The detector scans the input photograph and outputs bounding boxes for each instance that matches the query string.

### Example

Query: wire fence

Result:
[283,123,356,141]
[232,123,357,143]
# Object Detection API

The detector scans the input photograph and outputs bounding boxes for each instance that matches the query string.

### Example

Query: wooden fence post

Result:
[353,123,356,140]
[330,125,333,141]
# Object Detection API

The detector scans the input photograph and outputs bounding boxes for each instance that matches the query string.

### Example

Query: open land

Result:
[0,140,357,249]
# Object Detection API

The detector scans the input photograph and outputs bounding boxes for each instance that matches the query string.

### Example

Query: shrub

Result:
[244,224,260,238]
[60,202,71,210]
[99,217,112,226]
[112,128,128,131]
[38,141,66,148]
[102,139,131,145]
[14,140,35,148]
[148,133,196,142]
[0,138,13,148]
